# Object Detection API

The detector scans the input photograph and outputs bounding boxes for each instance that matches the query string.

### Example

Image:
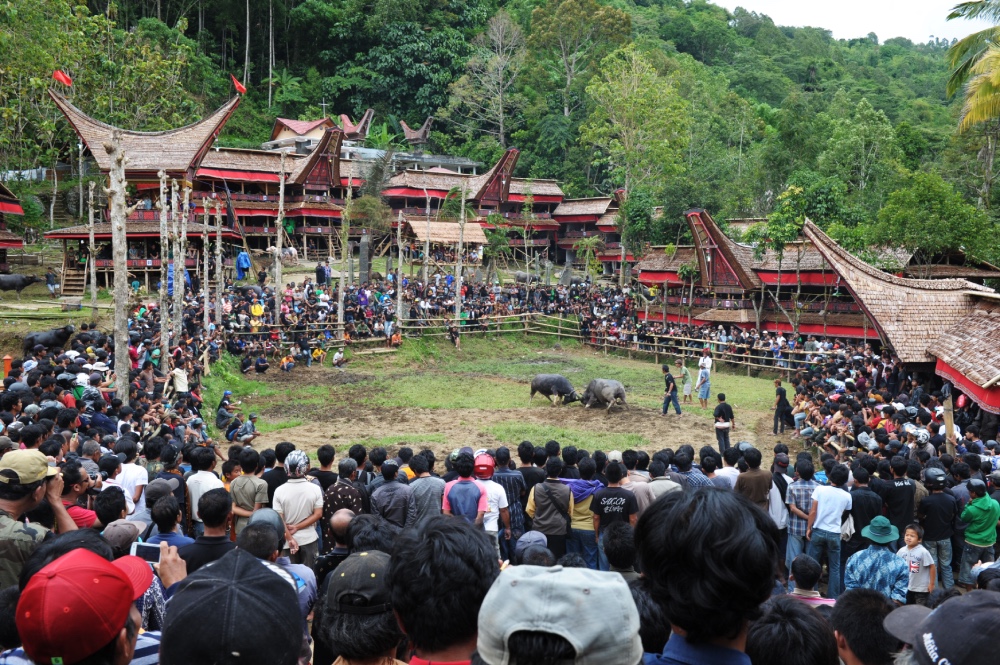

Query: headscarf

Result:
[284,449,309,478]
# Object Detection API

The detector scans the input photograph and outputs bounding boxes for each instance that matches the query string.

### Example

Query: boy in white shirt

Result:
[473,453,510,560]
[897,523,936,605]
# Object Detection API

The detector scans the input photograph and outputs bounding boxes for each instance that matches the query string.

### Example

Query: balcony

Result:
[509,238,550,247]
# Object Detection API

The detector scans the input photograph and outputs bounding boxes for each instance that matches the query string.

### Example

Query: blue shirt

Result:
[645,634,750,665]
[147,530,195,548]
[845,544,908,604]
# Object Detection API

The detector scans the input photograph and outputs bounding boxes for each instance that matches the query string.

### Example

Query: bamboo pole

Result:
[170,179,182,355]
[180,183,189,303]
[396,210,404,326]
[422,188,430,286]
[87,181,97,315]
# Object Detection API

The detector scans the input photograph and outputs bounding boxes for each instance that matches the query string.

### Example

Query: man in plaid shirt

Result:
[785,458,819,589]
[490,446,526,562]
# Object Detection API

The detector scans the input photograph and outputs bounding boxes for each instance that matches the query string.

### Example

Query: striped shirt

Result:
[0,632,161,665]
[491,468,527,533]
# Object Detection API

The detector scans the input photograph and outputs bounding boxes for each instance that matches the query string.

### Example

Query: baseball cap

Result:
[32,344,45,353]
[102,519,143,553]
[327,551,393,615]
[883,590,1000,665]
[773,453,789,468]
[160,549,302,665]
[145,477,180,505]
[514,531,547,562]
[247,508,286,542]
[16,548,152,665]
[0,450,58,485]
[477,565,642,665]
[22,404,41,417]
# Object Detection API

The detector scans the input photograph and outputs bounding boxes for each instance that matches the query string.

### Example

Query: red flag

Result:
[52,70,73,86]
[230,74,247,95]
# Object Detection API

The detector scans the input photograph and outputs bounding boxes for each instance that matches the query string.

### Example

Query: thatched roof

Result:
[404,220,487,245]
[553,198,614,217]
[686,210,762,289]
[49,91,240,177]
[635,247,697,272]
[200,148,297,173]
[388,169,466,192]
[929,308,1000,388]
[288,129,343,185]
[509,178,564,197]
[44,221,241,240]
[904,264,1000,280]
[803,220,995,363]
[751,242,830,272]
[270,117,335,140]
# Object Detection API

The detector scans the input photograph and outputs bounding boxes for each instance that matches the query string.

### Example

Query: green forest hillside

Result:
[1,0,997,260]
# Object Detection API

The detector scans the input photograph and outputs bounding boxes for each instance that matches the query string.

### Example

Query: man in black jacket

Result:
[841,467,883,590]
[918,467,958,589]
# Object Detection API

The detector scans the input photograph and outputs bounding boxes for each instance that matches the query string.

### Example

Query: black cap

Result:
[326,551,393,615]
[884,590,1000,665]
[160,549,301,665]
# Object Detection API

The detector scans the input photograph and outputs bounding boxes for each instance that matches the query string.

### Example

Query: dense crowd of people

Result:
[3,316,1000,665]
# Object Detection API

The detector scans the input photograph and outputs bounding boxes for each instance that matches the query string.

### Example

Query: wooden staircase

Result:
[60,255,87,297]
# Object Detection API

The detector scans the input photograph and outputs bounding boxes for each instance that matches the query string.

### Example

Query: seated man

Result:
[255,352,270,374]
[332,349,346,368]
[280,353,295,372]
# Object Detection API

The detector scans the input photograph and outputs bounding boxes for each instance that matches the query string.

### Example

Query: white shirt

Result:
[187,470,225,522]
[481,479,509,533]
[698,356,713,372]
[715,466,740,489]
[118,462,149,515]
[273,478,324,546]
[102,478,135,514]
[810,485,852,533]
[170,368,189,393]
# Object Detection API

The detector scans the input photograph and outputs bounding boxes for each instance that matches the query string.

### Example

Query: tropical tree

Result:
[481,222,512,282]
[267,69,307,115]
[677,262,699,325]
[580,45,690,195]
[573,235,605,281]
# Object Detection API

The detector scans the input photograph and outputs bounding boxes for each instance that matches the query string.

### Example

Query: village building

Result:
[0,182,25,274]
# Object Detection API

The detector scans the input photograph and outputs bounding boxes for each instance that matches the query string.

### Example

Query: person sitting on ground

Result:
[745,595,839,665]
[475,565,642,665]
[636,488,780,664]
[388,515,499,665]
[332,349,346,369]
[280,352,295,372]
[254,352,270,374]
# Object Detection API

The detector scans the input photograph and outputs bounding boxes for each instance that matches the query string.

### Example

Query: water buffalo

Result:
[581,378,628,411]
[514,271,538,284]
[529,374,580,406]
[0,274,43,300]
[23,324,76,355]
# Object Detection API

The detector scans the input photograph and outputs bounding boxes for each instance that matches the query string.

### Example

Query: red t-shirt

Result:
[62,501,98,529]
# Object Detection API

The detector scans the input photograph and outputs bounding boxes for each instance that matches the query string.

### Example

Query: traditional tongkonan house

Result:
[0,182,25,274]
[635,209,1000,346]
[46,91,245,295]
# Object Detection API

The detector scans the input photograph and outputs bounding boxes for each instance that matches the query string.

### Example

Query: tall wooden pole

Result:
[157,171,170,367]
[422,188,430,285]
[87,181,97,315]
[396,210,404,325]
[214,202,223,328]
[180,184,189,305]
[170,179,182,357]
[105,131,130,380]
[203,207,210,333]
[275,151,285,289]
[455,181,467,329]
[943,394,956,458]
[338,177,351,340]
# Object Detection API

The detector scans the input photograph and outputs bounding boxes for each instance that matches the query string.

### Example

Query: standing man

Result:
[773,379,791,436]
[785,459,818,588]
[713,393,735,454]
[918,467,958,589]
[661,364,681,417]
[734,448,771,511]
[806,465,852,599]
[44,266,58,299]
[957,478,1000,589]
[677,359,693,406]
[695,349,712,409]
[525,457,573,558]
[273,450,324,568]
[490,446,526,562]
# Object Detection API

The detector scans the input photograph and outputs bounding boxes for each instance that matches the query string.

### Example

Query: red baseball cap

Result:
[17,549,153,665]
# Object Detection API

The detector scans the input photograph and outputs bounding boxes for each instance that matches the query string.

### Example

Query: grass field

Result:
[203,334,786,462]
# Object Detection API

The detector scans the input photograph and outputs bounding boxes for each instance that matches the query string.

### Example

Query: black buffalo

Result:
[530,374,580,406]
[514,271,538,284]
[23,325,76,356]
[0,274,43,300]
[580,378,628,411]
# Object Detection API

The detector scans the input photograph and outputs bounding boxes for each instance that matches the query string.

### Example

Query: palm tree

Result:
[947,1,1000,98]
[481,220,512,283]
[573,235,605,282]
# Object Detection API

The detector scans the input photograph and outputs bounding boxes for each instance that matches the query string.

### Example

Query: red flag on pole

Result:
[52,70,73,86]
[230,74,247,95]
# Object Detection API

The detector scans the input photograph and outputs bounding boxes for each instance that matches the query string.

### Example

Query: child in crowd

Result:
[897,523,935,605]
